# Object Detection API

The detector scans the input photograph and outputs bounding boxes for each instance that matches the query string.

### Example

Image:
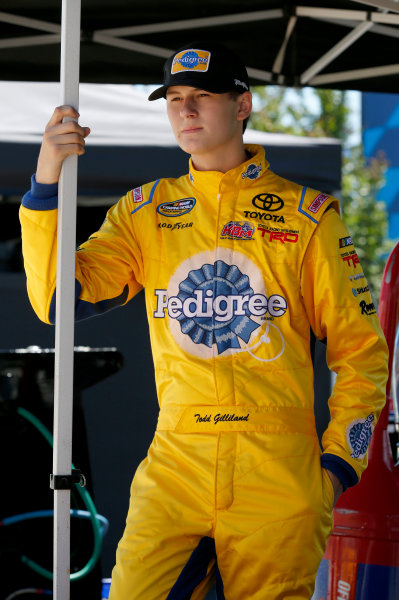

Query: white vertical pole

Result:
[53,1,81,599]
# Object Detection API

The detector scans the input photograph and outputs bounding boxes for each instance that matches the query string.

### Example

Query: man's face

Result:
[166,86,249,158]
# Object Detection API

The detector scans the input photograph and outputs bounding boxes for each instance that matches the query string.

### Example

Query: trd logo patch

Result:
[341,253,360,268]
[252,194,284,212]
[258,227,298,243]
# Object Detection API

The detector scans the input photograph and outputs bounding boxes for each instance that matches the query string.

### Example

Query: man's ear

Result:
[237,91,252,122]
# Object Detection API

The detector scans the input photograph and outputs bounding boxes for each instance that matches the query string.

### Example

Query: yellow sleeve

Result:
[20,187,145,325]
[301,207,388,486]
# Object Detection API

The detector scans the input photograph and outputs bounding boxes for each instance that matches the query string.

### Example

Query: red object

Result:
[313,242,399,600]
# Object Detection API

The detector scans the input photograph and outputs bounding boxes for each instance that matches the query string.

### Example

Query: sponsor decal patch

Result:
[157,198,196,217]
[341,252,360,269]
[234,78,248,91]
[352,285,369,297]
[359,300,376,315]
[158,222,193,230]
[309,192,330,214]
[244,211,285,224]
[347,414,374,459]
[242,163,262,180]
[339,236,353,248]
[349,272,365,282]
[220,221,254,240]
[153,249,286,362]
[252,193,284,212]
[133,186,143,203]
[172,49,210,74]
[258,227,298,243]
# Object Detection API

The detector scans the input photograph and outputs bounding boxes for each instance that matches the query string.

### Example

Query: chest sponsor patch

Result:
[153,249,286,362]
[308,192,330,214]
[252,193,284,212]
[258,227,298,243]
[220,221,254,240]
[157,198,196,217]
[347,414,374,459]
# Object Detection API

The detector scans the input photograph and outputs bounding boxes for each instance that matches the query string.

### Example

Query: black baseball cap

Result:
[148,41,250,101]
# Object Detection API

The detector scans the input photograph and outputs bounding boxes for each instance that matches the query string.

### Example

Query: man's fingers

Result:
[49,132,87,154]
[44,118,88,138]
[46,104,79,128]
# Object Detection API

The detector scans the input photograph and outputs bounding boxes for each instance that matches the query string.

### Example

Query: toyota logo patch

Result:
[252,194,284,212]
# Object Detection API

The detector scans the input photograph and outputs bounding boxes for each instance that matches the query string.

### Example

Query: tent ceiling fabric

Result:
[1,0,399,92]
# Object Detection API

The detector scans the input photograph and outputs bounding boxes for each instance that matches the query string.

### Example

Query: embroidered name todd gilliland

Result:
[195,412,249,424]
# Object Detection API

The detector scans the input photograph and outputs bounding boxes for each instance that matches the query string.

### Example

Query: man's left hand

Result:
[326,469,343,506]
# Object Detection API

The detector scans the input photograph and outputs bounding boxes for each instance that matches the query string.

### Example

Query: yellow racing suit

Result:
[20,145,388,599]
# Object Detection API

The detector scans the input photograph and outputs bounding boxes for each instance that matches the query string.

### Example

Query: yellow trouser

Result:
[109,408,334,599]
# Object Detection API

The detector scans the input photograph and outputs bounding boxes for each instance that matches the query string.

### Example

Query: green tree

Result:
[249,86,392,301]
[341,146,391,300]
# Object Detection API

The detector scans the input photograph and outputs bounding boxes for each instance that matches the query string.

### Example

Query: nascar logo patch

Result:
[172,49,211,74]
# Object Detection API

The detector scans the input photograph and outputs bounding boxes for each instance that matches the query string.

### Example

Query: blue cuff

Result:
[21,174,58,210]
[321,453,359,491]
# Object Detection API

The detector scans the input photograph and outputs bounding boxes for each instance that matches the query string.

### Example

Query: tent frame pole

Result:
[53,1,81,599]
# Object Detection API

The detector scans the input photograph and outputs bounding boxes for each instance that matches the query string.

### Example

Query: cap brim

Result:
[148,86,168,101]
[148,80,236,101]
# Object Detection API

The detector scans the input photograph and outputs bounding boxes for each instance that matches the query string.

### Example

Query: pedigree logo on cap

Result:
[171,49,211,74]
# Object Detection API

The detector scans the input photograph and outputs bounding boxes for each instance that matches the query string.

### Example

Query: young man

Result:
[20,42,388,599]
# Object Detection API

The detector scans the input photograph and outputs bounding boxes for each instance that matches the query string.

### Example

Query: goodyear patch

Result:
[171,49,211,74]
[157,198,196,217]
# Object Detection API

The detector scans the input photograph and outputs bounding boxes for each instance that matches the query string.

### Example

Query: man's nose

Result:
[180,98,198,117]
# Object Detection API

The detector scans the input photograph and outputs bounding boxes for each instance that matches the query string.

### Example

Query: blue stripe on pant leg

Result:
[166,537,225,600]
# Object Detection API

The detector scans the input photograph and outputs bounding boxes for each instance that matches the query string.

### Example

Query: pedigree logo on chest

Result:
[157,198,196,217]
[153,249,287,363]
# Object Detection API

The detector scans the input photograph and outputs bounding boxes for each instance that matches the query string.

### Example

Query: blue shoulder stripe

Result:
[130,178,161,215]
[298,186,319,225]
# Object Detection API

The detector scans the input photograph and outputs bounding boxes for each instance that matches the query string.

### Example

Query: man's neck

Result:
[191,143,249,174]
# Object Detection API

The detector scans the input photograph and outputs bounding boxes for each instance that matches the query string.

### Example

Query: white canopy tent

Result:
[0,81,342,198]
